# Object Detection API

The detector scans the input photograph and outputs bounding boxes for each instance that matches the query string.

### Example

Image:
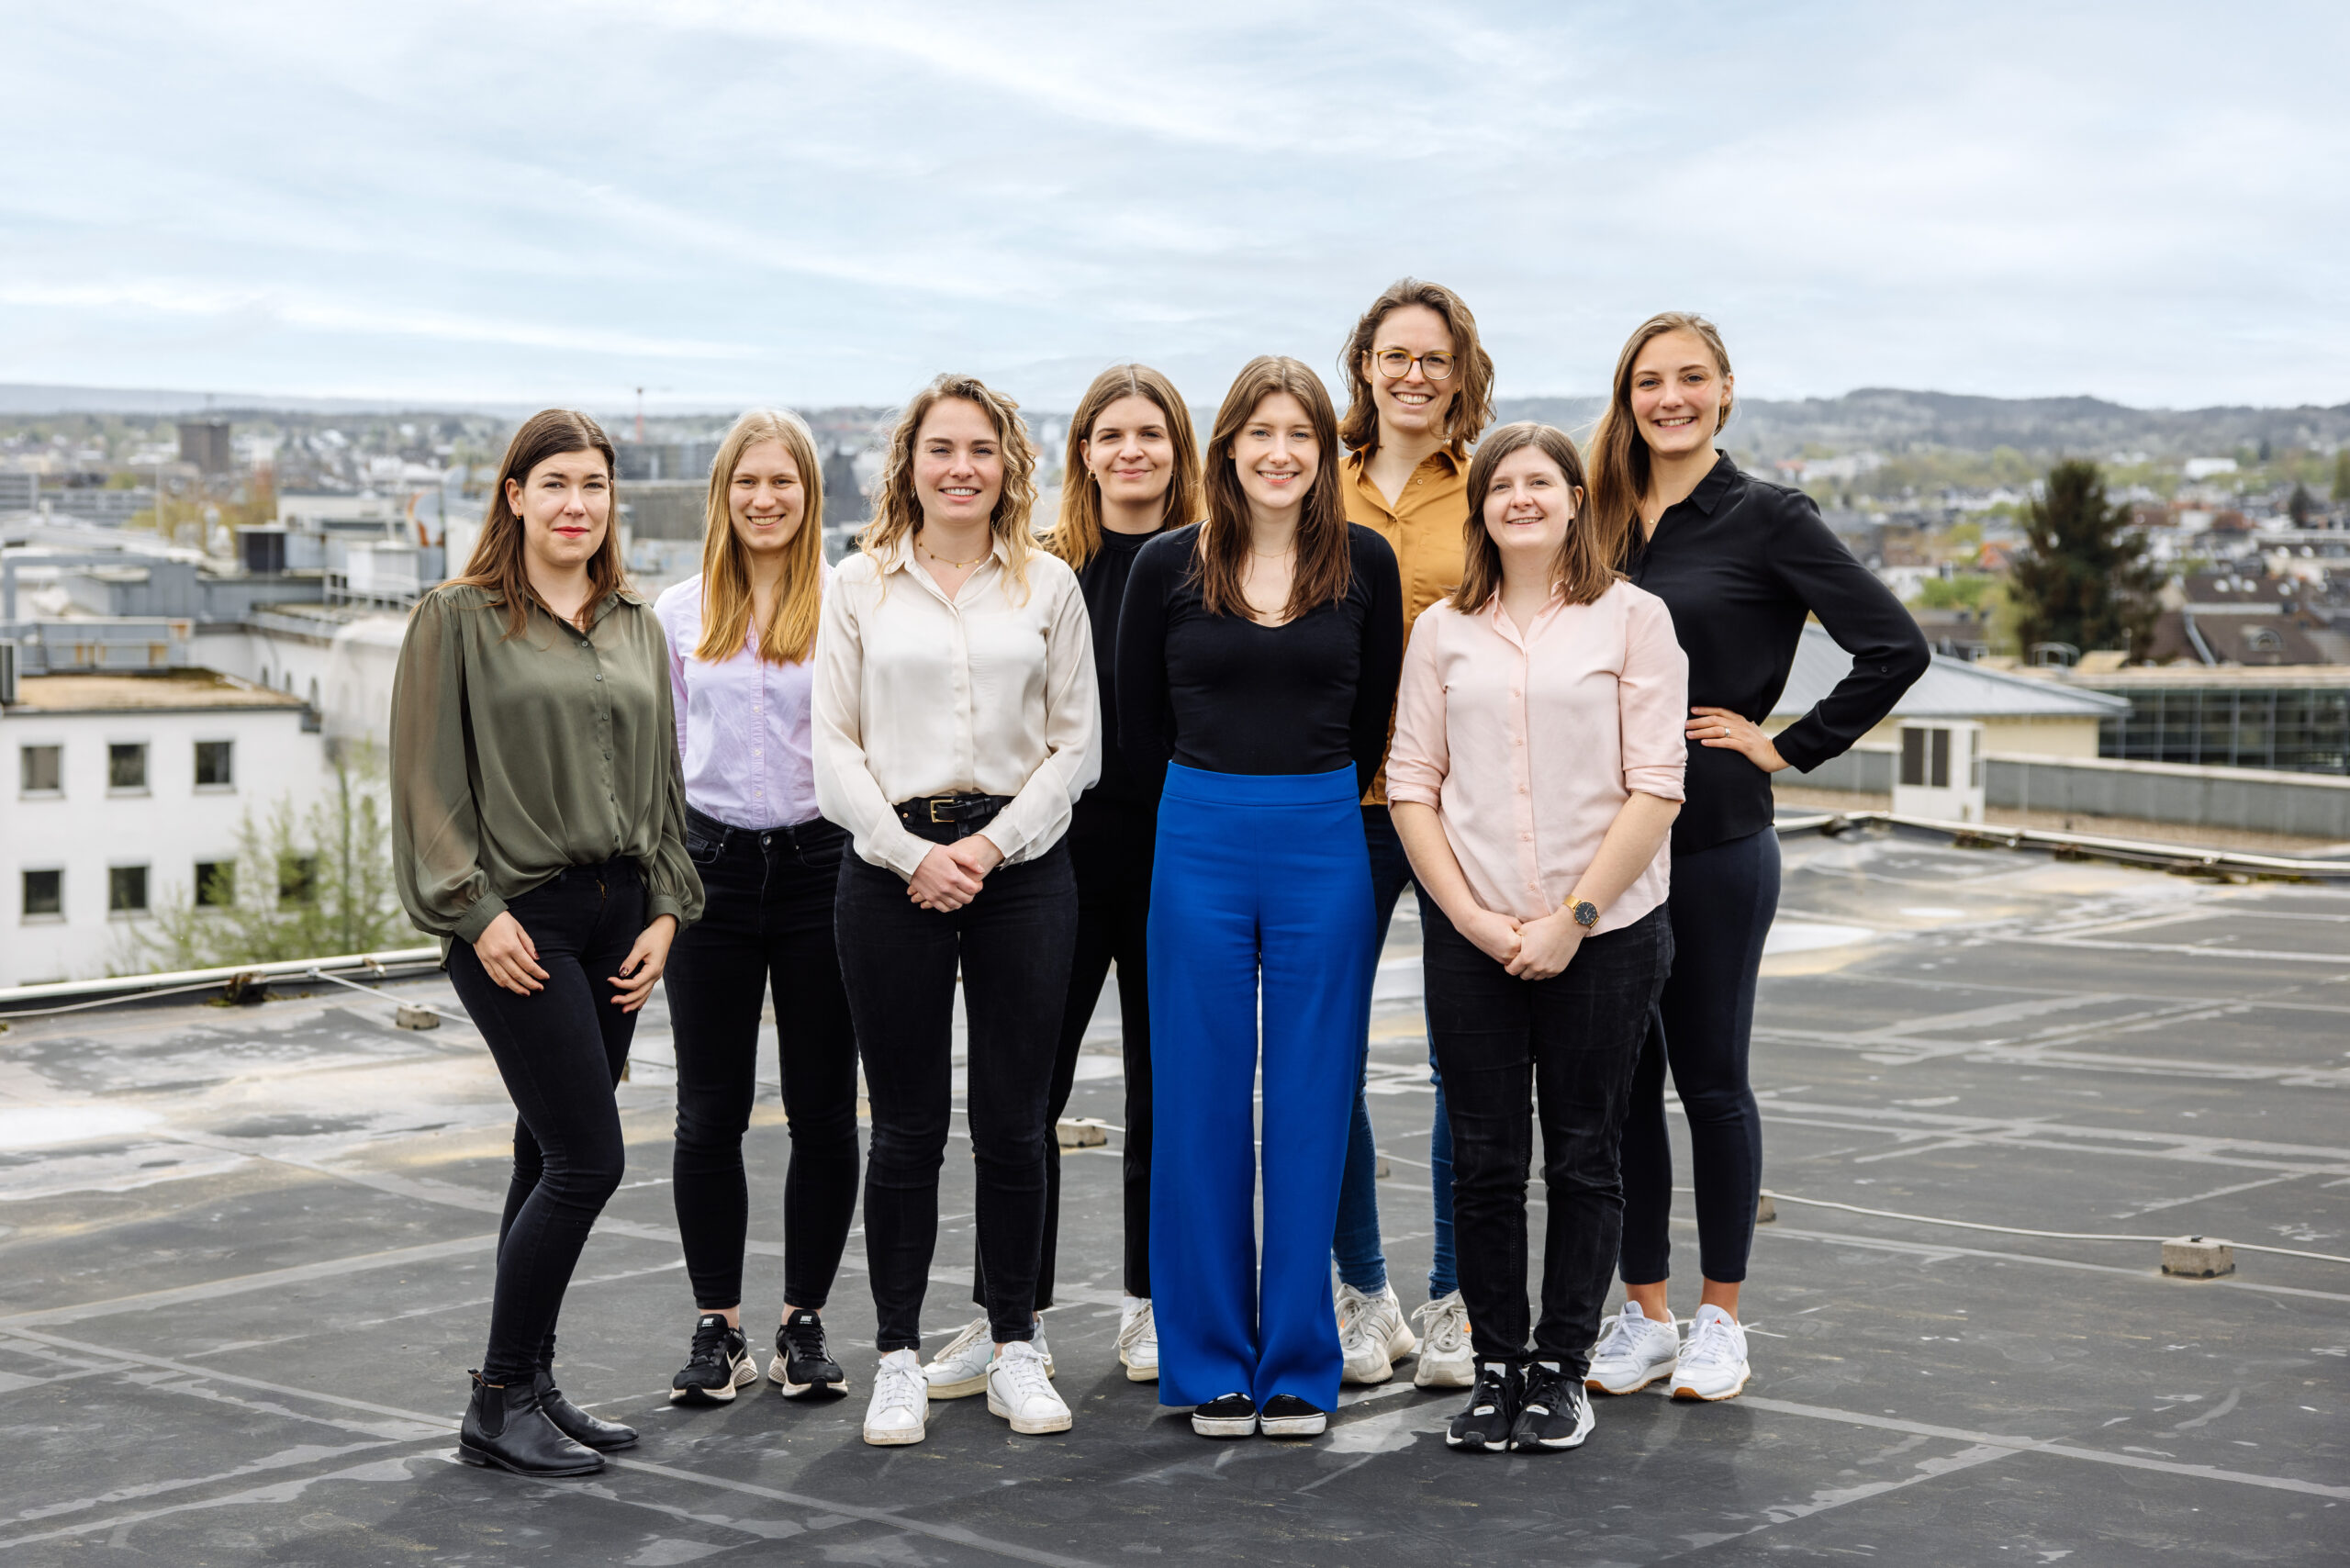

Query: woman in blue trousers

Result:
[1116,355,1404,1439]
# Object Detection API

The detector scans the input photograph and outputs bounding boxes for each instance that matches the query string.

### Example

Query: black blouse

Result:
[1073,527,1158,815]
[1116,522,1404,798]
[1628,454,1929,854]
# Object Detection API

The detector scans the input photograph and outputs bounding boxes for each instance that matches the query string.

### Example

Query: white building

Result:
[3,670,330,986]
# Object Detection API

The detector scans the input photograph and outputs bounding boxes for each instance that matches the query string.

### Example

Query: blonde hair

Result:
[693,409,825,666]
[1047,364,1202,569]
[861,374,1039,599]
[1587,311,1735,543]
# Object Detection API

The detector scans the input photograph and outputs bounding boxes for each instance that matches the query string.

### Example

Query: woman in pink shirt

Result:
[654,409,857,1410]
[1386,421,1687,1457]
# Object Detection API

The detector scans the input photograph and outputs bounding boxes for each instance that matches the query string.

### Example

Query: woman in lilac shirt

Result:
[655,409,857,1409]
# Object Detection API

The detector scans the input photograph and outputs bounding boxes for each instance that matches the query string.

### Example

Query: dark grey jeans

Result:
[1425,900,1673,1376]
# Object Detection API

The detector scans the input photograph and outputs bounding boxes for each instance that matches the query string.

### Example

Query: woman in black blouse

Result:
[1117,355,1403,1439]
[1583,314,1927,1405]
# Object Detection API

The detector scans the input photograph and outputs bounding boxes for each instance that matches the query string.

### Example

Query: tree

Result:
[2333,449,2350,504]
[2288,483,2316,527]
[2009,460,2163,662]
[124,744,418,973]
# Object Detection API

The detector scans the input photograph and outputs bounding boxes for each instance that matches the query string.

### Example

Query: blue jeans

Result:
[1149,764,1374,1410]
[1335,807,1458,1301]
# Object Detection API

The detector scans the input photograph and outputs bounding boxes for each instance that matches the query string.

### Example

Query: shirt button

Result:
[594,673,603,681]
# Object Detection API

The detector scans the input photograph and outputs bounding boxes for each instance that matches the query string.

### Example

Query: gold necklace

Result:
[917,535,990,570]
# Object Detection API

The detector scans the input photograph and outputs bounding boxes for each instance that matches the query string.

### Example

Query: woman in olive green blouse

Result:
[391,409,702,1480]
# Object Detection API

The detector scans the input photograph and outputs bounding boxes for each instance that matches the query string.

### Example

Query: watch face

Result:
[1574,901,1599,927]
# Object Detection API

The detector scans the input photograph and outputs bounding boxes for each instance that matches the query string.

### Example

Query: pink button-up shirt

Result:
[655,570,824,830]
[1386,578,1688,933]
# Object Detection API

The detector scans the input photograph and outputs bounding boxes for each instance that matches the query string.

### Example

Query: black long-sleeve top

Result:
[1628,454,1929,854]
[1116,522,1404,799]
[1072,527,1158,816]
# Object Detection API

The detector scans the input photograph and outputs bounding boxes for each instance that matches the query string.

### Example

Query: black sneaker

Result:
[669,1313,756,1405]
[1512,1361,1595,1451]
[1259,1394,1327,1439]
[1447,1361,1520,1451]
[772,1308,847,1399]
[1191,1393,1258,1438]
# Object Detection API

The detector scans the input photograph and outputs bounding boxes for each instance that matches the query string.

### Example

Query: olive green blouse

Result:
[392,582,702,951]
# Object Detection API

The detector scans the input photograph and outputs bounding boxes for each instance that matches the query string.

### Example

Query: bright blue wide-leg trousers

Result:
[1148,762,1375,1411]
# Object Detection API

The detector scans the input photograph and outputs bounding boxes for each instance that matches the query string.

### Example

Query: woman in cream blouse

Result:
[811,373,1098,1449]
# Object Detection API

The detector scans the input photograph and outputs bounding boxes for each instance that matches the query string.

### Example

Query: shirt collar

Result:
[874,530,1008,577]
[1684,451,1739,517]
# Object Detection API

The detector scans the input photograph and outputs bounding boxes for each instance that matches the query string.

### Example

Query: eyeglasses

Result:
[1372,348,1457,383]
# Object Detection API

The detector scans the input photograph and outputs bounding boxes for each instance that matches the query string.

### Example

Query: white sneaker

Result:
[986,1339,1072,1435]
[1587,1301,1680,1395]
[923,1315,1053,1399]
[862,1349,928,1446]
[1671,1305,1751,1402]
[1116,1297,1158,1383]
[1411,1291,1473,1388]
[1336,1282,1417,1384]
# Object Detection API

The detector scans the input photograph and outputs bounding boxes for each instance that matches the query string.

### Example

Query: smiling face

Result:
[1482,443,1578,561]
[1080,394,1178,514]
[1361,303,1459,445]
[1628,328,1732,460]
[727,438,805,557]
[912,396,1004,531]
[505,448,610,571]
[1231,391,1319,516]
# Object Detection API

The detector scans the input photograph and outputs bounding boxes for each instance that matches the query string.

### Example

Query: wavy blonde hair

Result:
[1046,364,1202,569]
[861,374,1039,599]
[693,409,826,666]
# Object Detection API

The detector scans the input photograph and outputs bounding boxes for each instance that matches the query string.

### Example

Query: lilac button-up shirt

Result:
[654,570,824,830]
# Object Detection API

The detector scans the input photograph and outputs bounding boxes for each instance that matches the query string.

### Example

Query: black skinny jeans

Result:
[972,801,1155,1310]
[1427,900,1672,1377]
[446,858,644,1384]
[665,807,859,1312]
[1618,826,1780,1286]
[837,842,1078,1351]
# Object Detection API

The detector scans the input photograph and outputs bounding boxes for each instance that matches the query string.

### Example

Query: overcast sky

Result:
[5,1,2344,413]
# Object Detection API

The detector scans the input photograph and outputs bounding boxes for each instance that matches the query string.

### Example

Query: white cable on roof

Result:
[1726,1187,2350,1265]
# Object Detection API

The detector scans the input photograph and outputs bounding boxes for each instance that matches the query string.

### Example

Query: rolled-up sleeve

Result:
[984,574,1101,864]
[390,594,504,946]
[1619,592,1690,801]
[1383,610,1448,811]
[811,567,934,880]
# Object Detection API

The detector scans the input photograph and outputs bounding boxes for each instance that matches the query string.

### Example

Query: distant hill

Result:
[1492,388,2350,460]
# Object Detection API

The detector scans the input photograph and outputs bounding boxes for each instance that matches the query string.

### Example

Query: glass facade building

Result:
[2087,681,2350,775]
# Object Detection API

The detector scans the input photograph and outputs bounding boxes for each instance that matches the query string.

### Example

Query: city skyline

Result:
[4,1,2345,412]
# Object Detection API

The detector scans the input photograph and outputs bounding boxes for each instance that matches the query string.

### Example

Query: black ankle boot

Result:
[534,1368,637,1450]
[458,1371,604,1476]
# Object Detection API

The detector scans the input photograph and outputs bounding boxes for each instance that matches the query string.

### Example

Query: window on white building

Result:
[196,860,236,908]
[19,744,62,795]
[107,743,148,792]
[195,739,234,789]
[108,865,149,914]
[22,868,62,919]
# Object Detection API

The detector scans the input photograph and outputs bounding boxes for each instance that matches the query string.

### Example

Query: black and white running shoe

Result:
[669,1313,757,1405]
[1511,1361,1595,1451]
[772,1307,847,1399]
[1446,1361,1520,1451]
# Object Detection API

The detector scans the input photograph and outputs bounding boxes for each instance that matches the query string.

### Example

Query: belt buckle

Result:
[929,797,952,824]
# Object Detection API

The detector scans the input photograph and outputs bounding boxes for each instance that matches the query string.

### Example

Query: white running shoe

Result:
[1411,1291,1473,1388]
[862,1349,928,1446]
[1116,1297,1159,1383]
[1671,1305,1751,1402]
[1337,1282,1417,1384]
[923,1315,1053,1399]
[986,1339,1073,1435]
[1586,1302,1680,1395]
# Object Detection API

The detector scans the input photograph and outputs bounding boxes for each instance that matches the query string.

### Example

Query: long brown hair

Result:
[1336,277,1496,460]
[1047,364,1202,569]
[860,374,1039,599]
[1453,422,1621,613]
[1586,311,1735,543]
[693,409,825,666]
[1195,356,1351,622]
[451,409,625,639]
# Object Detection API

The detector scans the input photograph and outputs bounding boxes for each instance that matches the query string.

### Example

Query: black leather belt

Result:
[894,792,1013,845]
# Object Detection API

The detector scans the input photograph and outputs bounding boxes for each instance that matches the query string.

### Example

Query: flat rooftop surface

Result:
[1,823,2345,1565]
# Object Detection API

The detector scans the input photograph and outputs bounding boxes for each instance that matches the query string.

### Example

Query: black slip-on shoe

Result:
[1191,1393,1258,1438]
[1259,1394,1328,1439]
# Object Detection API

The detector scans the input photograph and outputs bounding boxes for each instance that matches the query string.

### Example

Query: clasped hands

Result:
[908,834,1003,912]
[1458,903,1587,982]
